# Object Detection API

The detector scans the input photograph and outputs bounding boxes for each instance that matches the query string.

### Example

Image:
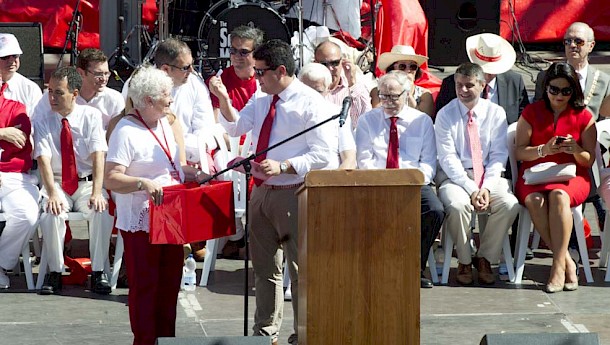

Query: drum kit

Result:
[142,0,295,77]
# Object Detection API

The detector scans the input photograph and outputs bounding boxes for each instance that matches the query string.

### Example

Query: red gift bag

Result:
[149,181,236,244]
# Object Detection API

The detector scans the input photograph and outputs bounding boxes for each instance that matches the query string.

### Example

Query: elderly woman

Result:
[515,62,596,293]
[356,72,444,288]
[372,45,434,118]
[104,66,207,345]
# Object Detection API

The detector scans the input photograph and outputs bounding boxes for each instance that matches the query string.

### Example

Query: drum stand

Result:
[57,0,83,68]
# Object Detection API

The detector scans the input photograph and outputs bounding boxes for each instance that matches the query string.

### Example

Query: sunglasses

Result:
[318,59,341,68]
[378,90,405,101]
[393,63,418,72]
[0,54,19,60]
[229,47,253,57]
[253,66,275,77]
[166,63,192,72]
[87,70,111,79]
[547,85,573,96]
[563,38,586,47]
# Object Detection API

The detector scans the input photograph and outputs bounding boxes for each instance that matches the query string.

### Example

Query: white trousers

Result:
[39,180,114,272]
[0,172,40,270]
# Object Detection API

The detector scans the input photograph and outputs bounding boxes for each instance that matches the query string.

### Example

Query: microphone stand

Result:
[200,111,343,335]
[58,0,83,68]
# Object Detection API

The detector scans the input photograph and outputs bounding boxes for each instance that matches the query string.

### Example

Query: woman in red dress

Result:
[515,62,596,293]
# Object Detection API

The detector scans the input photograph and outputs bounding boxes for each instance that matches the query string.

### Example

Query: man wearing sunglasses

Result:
[314,40,371,129]
[436,33,529,126]
[534,22,610,121]
[209,39,334,345]
[206,25,263,260]
[0,33,42,117]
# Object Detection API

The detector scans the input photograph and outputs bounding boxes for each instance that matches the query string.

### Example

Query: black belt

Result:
[78,175,93,181]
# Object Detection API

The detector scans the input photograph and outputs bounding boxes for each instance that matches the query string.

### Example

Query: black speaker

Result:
[0,22,45,89]
[156,336,272,345]
[480,333,600,345]
[423,0,500,66]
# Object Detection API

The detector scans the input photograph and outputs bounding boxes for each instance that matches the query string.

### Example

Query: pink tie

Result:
[386,117,399,169]
[467,110,484,188]
[254,94,280,186]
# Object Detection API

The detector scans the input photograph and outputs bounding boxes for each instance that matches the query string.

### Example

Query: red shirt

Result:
[0,93,32,172]
[207,65,257,111]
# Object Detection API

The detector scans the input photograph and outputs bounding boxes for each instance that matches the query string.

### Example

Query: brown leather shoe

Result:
[456,262,473,285]
[475,256,495,285]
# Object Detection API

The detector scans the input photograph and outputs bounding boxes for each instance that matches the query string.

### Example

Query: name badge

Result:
[170,170,181,182]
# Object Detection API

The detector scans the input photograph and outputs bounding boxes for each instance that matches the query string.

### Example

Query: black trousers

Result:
[421,185,445,272]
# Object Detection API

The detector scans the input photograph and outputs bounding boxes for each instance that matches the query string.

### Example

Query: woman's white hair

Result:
[378,71,412,95]
[298,62,332,90]
[128,65,173,109]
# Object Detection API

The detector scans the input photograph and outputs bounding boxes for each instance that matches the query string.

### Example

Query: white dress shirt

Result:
[576,63,589,93]
[77,87,125,129]
[435,98,508,196]
[322,101,356,170]
[219,78,335,185]
[355,106,436,184]
[33,104,108,179]
[4,72,42,117]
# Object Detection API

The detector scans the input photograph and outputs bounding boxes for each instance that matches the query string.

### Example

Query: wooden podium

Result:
[296,169,424,345]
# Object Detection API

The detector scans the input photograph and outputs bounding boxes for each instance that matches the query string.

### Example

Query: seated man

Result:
[34,67,113,295]
[435,62,520,285]
[0,73,39,289]
[355,72,444,288]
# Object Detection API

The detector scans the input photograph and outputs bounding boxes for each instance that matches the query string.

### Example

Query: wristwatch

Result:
[196,170,204,180]
[280,161,289,174]
[136,179,143,190]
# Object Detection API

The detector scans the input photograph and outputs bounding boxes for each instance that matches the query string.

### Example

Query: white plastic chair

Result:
[200,132,252,287]
[593,119,610,281]
[507,123,594,284]
[35,212,112,289]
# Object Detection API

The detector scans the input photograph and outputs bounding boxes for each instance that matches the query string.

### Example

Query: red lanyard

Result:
[133,110,178,172]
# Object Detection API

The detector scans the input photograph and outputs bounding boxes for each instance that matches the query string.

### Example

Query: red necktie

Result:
[0,83,7,93]
[254,94,280,186]
[61,118,79,195]
[467,110,484,188]
[386,116,399,169]
[482,84,490,99]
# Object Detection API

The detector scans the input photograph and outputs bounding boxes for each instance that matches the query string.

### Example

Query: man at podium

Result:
[435,62,520,286]
[208,39,334,345]
[355,72,444,288]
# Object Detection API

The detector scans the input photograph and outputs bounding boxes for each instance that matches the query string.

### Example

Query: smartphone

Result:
[555,136,567,144]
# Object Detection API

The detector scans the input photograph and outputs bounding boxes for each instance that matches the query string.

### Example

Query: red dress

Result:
[515,101,592,207]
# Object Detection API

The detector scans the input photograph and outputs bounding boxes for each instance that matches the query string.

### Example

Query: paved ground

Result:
[2,51,610,345]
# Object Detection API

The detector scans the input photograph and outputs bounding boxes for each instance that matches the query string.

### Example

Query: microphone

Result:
[339,96,352,128]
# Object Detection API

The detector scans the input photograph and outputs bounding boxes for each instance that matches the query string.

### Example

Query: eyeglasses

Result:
[166,63,192,72]
[318,59,341,68]
[563,38,586,47]
[229,47,253,57]
[393,63,418,72]
[547,85,573,96]
[0,54,19,61]
[253,66,275,77]
[86,70,111,79]
[378,90,406,101]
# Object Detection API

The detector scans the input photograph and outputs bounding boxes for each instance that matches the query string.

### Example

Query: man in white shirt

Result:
[76,48,125,129]
[34,67,113,295]
[435,62,520,286]
[0,33,42,117]
[209,39,334,345]
[299,62,356,169]
[356,72,444,288]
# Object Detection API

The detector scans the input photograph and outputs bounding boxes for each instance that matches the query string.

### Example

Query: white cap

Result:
[0,33,23,58]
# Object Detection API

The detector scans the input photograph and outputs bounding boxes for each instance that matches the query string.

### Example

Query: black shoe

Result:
[525,247,534,260]
[91,271,111,295]
[40,272,62,295]
[420,274,433,288]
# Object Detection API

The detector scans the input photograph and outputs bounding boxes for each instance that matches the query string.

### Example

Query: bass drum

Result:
[198,0,290,73]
